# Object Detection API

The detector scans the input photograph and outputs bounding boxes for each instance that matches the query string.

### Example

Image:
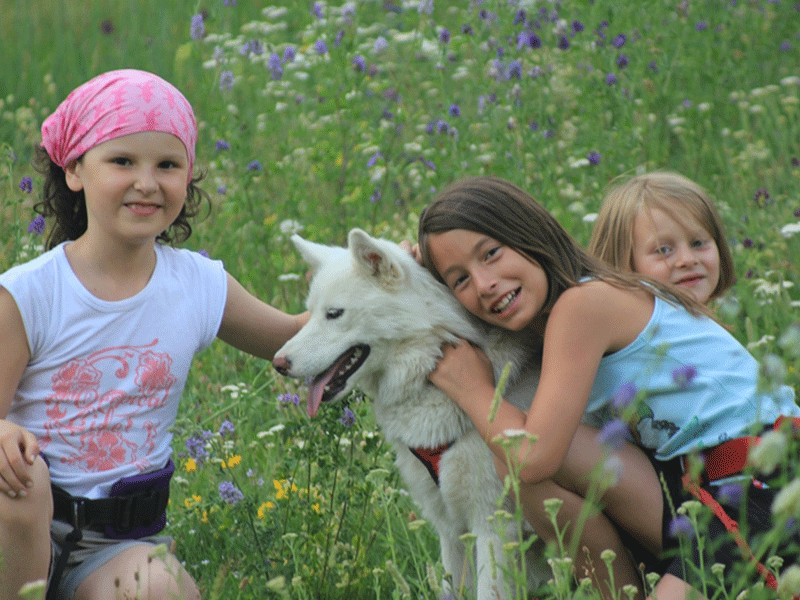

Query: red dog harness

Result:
[409,442,453,486]
[681,416,800,592]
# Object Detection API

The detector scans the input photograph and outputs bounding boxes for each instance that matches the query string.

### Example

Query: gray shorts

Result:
[49,520,173,600]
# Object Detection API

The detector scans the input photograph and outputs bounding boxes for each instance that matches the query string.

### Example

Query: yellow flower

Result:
[227,455,242,468]
[257,501,275,520]
[184,494,202,509]
[184,458,197,472]
[200,510,209,524]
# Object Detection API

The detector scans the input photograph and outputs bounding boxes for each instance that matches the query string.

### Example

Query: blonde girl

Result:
[589,171,734,305]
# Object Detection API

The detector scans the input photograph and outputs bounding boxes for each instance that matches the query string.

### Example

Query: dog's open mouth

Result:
[307,344,370,417]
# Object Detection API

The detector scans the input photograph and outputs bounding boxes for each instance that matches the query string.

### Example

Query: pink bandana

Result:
[41,69,197,181]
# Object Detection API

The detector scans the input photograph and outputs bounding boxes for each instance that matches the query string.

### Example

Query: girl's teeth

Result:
[493,290,516,313]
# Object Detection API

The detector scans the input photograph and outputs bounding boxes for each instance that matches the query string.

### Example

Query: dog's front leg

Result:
[474,533,510,600]
[438,529,469,598]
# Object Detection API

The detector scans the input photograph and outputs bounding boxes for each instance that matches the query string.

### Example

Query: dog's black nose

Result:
[272,355,291,376]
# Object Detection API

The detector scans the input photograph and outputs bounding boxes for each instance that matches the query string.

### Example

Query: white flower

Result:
[748,430,788,474]
[777,564,800,599]
[780,222,800,238]
[772,478,800,521]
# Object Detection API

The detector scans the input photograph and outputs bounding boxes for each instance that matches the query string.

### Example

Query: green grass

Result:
[2,0,799,598]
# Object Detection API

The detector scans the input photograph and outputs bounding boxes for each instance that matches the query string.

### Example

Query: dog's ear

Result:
[291,234,330,271]
[349,228,405,287]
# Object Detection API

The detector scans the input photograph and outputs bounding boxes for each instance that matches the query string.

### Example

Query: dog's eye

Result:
[326,308,344,320]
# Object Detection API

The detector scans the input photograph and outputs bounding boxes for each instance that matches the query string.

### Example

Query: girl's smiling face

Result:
[427,228,549,331]
[631,206,721,304]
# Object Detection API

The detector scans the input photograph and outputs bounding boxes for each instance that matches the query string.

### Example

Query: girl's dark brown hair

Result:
[32,145,210,250]
[418,176,709,318]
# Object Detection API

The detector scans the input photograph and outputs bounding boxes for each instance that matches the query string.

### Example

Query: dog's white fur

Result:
[273,228,549,599]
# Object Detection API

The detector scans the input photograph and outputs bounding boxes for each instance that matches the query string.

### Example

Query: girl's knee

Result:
[0,455,52,527]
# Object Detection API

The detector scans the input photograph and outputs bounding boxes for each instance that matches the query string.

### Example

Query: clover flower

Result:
[190,14,205,40]
[339,407,356,427]
[672,364,697,389]
[612,382,637,410]
[218,481,244,505]
[19,177,33,193]
[598,419,629,449]
[27,215,45,235]
[668,515,695,539]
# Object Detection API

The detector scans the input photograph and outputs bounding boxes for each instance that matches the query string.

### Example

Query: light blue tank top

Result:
[585,296,799,460]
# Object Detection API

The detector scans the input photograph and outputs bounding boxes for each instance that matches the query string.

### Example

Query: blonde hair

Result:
[588,171,734,300]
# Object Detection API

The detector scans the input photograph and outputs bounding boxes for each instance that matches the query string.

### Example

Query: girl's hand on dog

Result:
[429,339,496,409]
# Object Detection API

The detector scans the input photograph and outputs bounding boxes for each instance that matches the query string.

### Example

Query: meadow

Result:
[1,0,799,598]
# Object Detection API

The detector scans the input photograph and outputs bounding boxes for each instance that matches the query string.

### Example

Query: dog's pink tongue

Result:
[307,370,336,417]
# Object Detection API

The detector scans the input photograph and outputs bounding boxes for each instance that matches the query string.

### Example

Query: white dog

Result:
[272,228,549,599]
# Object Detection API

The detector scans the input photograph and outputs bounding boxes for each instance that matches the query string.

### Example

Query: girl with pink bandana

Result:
[0,70,308,600]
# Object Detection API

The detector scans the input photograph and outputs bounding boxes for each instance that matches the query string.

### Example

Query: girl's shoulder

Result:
[556,279,651,317]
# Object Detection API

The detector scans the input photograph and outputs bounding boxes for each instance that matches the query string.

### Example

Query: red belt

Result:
[681,416,800,592]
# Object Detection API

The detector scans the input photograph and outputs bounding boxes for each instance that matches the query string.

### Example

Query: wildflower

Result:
[282,46,295,62]
[352,55,366,71]
[219,71,235,91]
[418,0,434,14]
[439,28,450,44]
[696,21,707,31]
[367,152,382,168]
[772,478,800,521]
[190,14,204,40]
[19,177,33,193]
[461,23,473,35]
[606,73,617,86]
[781,41,793,52]
[754,188,770,207]
[226,455,242,468]
[558,35,569,50]
[612,33,626,48]
[184,458,197,472]
[219,420,235,437]
[587,151,601,165]
[672,365,697,389]
[507,60,522,79]
[648,61,658,72]
[513,9,525,25]
[218,481,244,505]
[373,36,388,53]
[716,483,743,506]
[27,215,45,235]
[668,515,695,539]
[448,104,460,117]
[748,430,788,475]
[612,382,637,410]
[185,435,209,466]
[777,564,800,599]
[334,29,344,47]
[314,39,328,55]
[216,185,226,195]
[616,54,629,69]
[247,160,263,172]
[572,20,584,34]
[311,2,324,19]
[339,407,356,427]
[529,33,542,48]
[215,139,230,151]
[598,419,629,449]
[278,393,301,406]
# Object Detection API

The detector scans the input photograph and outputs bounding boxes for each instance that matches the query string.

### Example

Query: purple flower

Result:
[215,139,230,151]
[374,36,388,53]
[717,483,743,506]
[668,515,695,539]
[696,21,707,31]
[190,14,205,40]
[27,215,45,235]
[247,160,263,172]
[278,393,301,406]
[217,185,227,195]
[543,129,554,139]
[267,53,282,71]
[311,2,324,19]
[754,188,770,207]
[606,73,617,86]
[612,34,626,48]
[742,238,754,248]
[507,60,522,79]
[616,54,629,69]
[598,419,629,449]
[587,151,601,165]
[334,29,345,47]
[224,0,236,5]
[352,55,366,72]
[781,41,792,52]
[314,39,328,55]
[439,29,450,44]
[571,20,584,34]
[19,177,33,193]
[461,24,473,35]
[219,420,235,437]
[648,61,658,72]
[282,46,296,62]
[418,0,434,15]
[339,407,356,427]
[448,104,460,117]
[197,249,210,258]
[612,382,637,410]
[672,365,697,389]
[367,152,382,168]
[529,33,542,48]
[185,434,209,465]
[218,481,244,505]
[219,71,235,91]
[558,35,570,50]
